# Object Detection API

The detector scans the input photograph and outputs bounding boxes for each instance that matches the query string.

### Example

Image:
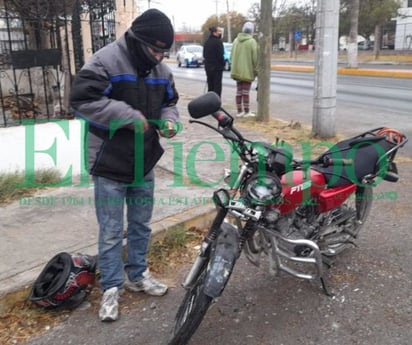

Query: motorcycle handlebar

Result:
[211,111,232,128]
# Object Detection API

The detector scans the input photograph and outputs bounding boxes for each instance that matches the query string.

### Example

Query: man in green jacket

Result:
[230,22,259,118]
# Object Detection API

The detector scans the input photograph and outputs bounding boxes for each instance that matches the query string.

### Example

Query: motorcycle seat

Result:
[313,136,395,187]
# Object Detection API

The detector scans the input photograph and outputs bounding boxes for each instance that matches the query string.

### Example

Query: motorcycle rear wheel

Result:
[168,268,213,345]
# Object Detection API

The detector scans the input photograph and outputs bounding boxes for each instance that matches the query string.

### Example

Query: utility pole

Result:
[312,0,340,138]
[214,0,219,20]
[226,0,232,42]
[257,0,272,122]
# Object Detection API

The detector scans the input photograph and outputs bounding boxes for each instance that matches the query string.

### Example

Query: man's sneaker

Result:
[99,287,119,322]
[236,111,245,118]
[125,270,168,296]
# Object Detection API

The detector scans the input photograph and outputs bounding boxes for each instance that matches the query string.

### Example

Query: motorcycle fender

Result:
[203,222,240,299]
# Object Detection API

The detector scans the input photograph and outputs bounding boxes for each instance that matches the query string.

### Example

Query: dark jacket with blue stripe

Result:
[70,35,179,184]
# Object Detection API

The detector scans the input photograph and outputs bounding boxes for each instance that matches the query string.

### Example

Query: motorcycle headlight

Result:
[246,173,282,206]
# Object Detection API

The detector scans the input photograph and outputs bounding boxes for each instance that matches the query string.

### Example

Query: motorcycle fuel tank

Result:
[278,169,326,214]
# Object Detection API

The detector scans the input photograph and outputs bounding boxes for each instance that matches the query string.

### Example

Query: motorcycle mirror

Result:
[188,92,222,119]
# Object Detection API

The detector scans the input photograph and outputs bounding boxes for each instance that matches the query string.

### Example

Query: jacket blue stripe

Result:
[108,75,174,101]
[110,74,137,82]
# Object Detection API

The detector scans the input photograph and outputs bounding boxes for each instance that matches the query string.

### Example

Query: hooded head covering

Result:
[125,9,174,76]
[242,22,254,34]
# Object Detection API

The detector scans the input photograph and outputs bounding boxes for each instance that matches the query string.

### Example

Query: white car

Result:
[176,44,204,68]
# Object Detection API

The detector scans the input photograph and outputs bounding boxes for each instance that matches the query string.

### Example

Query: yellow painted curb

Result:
[270,64,412,79]
[338,68,412,79]
[271,65,314,73]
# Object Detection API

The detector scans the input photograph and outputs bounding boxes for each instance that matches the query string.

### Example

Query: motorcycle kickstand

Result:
[321,255,334,269]
[320,277,334,298]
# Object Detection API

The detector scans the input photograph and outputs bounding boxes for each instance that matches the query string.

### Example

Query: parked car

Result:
[358,40,372,50]
[223,42,232,71]
[176,44,204,68]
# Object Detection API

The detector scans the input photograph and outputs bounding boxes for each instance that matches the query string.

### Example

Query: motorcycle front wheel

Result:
[168,267,213,345]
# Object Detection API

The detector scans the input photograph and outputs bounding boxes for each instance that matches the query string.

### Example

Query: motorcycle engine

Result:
[264,204,320,256]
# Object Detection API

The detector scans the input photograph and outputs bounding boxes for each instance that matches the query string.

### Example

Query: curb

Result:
[151,204,216,241]
[337,67,412,78]
[271,64,412,79]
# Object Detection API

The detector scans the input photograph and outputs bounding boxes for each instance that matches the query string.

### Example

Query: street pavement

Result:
[21,163,412,345]
[0,62,411,344]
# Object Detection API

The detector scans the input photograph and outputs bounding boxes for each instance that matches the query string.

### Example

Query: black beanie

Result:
[129,9,174,52]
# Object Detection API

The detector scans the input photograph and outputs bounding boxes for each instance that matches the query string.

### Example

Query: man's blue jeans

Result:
[93,170,154,291]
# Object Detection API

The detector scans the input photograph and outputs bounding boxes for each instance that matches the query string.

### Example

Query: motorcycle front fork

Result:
[182,207,228,289]
[182,241,209,289]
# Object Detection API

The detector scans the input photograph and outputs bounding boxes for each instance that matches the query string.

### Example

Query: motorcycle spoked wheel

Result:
[321,186,373,256]
[168,267,213,345]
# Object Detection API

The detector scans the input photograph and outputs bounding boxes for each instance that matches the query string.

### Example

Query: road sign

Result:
[294,31,302,41]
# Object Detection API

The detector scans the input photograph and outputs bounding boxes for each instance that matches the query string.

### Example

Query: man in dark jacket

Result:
[69,9,180,322]
[203,26,225,97]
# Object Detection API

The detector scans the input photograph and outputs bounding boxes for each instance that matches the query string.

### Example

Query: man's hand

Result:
[159,120,178,138]
[133,116,149,133]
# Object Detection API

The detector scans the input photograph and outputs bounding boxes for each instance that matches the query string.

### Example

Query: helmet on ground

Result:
[29,252,96,309]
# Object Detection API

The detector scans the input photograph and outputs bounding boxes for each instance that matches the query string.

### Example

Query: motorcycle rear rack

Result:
[263,229,332,296]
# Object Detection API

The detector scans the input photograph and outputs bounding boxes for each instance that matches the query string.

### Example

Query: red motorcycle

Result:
[168,92,408,345]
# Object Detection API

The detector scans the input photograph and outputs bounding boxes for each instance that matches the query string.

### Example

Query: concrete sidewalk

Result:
[0,166,216,297]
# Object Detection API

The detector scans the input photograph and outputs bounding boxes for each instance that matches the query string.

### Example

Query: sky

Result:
[137,0,257,31]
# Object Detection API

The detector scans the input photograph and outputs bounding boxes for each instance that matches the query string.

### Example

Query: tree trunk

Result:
[257,0,272,122]
[374,24,381,60]
[288,31,293,57]
[347,0,359,68]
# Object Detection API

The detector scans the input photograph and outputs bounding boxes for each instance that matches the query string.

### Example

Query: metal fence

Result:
[0,0,116,128]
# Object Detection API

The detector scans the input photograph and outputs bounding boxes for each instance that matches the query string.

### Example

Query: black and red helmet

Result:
[29,252,96,309]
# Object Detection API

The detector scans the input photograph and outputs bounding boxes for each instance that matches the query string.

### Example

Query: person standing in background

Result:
[203,26,225,97]
[230,22,259,118]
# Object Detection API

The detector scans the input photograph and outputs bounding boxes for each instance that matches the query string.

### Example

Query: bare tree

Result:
[347,0,359,68]
[257,0,272,122]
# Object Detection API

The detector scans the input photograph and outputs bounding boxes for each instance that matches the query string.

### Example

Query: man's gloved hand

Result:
[159,120,179,138]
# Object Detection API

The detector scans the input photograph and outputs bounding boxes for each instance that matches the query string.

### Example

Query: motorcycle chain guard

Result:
[203,222,240,299]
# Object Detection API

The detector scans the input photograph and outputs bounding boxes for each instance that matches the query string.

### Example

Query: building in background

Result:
[395,0,412,50]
